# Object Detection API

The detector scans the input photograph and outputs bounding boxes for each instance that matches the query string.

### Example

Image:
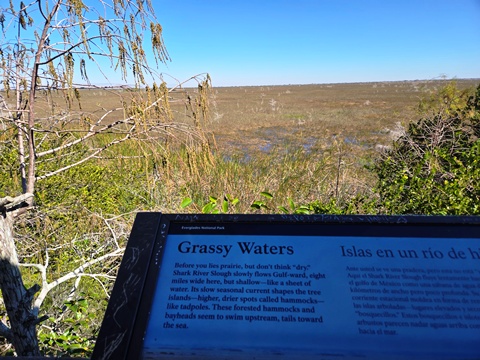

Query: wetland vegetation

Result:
[1,78,479,356]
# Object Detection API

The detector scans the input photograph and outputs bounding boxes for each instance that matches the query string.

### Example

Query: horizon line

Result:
[1,77,479,92]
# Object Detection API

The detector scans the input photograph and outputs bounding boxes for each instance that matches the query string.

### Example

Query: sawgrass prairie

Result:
[3,78,478,212]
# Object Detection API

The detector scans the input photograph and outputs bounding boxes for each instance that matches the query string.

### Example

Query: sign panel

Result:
[92,214,480,360]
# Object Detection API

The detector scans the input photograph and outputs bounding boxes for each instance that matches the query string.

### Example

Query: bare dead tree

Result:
[0,0,210,355]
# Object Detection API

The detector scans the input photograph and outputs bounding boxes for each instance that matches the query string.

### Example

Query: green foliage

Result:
[0,131,21,197]
[182,194,240,214]
[372,82,480,214]
[200,195,239,214]
[307,195,379,215]
[181,192,275,214]
[250,192,274,211]
[36,156,153,214]
[181,191,376,215]
[38,297,97,358]
[0,131,159,355]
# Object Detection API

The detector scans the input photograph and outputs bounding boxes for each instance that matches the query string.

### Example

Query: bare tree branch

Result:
[36,132,132,180]
[30,247,124,316]
[0,0,209,355]
[0,193,34,212]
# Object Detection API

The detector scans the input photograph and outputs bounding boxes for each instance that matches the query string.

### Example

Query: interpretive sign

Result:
[92,213,480,360]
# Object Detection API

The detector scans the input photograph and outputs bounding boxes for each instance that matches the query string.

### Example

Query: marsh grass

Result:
[135,137,376,213]
[176,79,479,212]
[4,79,478,214]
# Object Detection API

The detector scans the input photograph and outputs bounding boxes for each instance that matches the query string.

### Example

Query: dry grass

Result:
[2,79,479,212]
[208,80,478,155]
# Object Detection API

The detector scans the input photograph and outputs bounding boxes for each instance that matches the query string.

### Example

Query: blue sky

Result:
[151,0,480,87]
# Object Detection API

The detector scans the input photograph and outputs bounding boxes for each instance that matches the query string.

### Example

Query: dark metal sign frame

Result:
[92,213,480,360]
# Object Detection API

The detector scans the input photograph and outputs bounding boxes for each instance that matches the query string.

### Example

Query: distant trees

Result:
[373,82,480,214]
[0,0,209,356]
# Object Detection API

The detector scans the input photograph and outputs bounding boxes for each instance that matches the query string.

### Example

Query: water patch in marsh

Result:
[344,137,358,145]
[214,125,331,160]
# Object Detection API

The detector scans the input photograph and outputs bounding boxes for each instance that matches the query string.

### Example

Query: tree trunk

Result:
[0,210,41,356]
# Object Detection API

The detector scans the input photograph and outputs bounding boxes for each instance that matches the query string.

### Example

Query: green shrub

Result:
[372,82,480,214]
